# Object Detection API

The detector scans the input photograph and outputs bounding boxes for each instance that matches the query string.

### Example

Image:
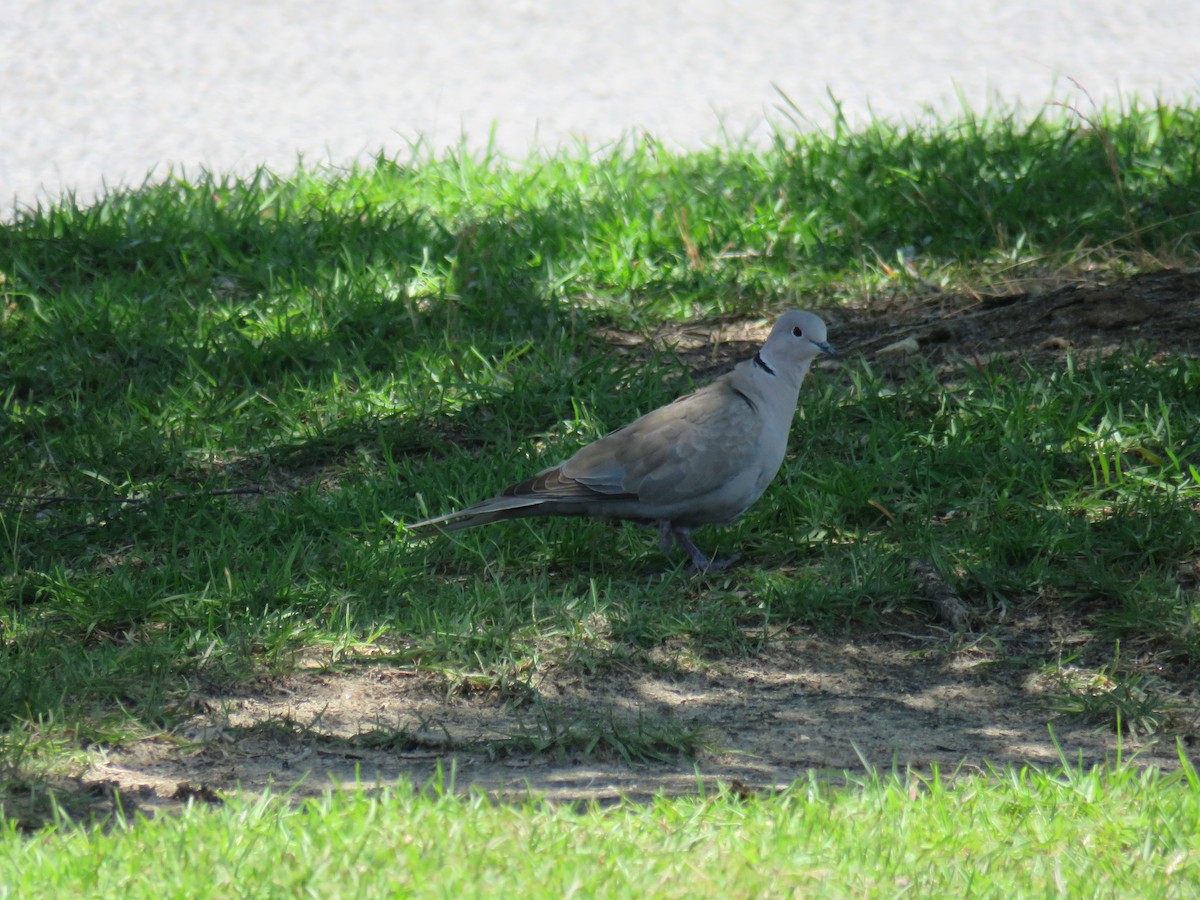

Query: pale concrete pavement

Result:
[3,1,1197,217]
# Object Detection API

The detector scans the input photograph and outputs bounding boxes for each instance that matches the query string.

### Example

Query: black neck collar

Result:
[753,351,776,376]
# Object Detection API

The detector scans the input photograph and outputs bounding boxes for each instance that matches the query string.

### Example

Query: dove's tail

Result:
[405,496,549,534]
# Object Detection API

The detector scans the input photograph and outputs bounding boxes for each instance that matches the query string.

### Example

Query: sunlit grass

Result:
[2,760,1199,896]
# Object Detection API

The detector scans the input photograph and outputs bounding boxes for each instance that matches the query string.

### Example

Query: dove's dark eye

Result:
[792,326,803,337]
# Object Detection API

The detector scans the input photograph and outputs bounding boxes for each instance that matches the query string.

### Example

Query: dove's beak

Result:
[815,340,839,359]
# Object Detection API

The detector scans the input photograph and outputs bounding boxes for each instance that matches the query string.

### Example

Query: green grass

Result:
[2,760,1199,896]
[2,97,1200,878]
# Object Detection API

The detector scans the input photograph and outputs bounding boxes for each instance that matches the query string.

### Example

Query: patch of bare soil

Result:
[608,267,1200,373]
[86,269,1200,812]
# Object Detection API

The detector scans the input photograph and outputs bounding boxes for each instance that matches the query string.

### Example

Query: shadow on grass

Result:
[2,124,1200,783]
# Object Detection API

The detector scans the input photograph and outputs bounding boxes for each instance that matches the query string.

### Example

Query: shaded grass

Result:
[0,98,1198,760]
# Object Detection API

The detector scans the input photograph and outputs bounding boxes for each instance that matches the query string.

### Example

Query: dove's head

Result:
[756,310,837,381]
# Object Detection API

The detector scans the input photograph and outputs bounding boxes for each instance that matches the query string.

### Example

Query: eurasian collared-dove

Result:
[408,310,837,571]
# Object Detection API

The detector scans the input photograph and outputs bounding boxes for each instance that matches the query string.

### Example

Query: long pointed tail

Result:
[406,496,548,534]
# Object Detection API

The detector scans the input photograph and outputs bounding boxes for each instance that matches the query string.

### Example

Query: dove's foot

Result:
[695,551,742,574]
[660,523,741,574]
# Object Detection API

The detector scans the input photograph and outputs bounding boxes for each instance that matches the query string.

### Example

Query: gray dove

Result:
[408,310,837,571]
